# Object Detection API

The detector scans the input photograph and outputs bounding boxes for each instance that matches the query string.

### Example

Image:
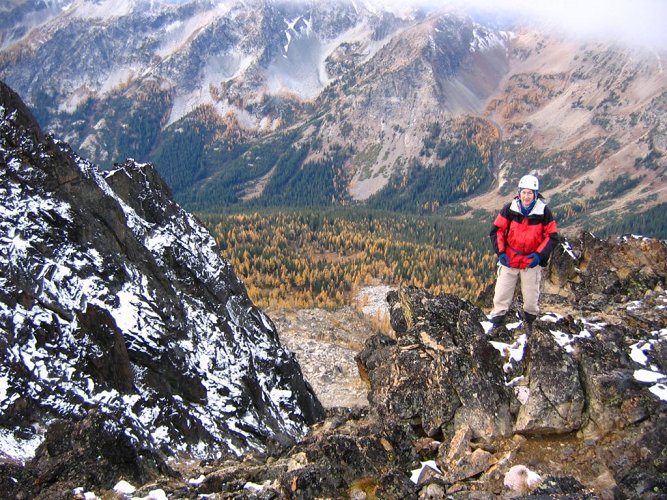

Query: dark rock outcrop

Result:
[122,232,663,500]
[514,327,585,434]
[121,230,664,498]
[348,232,665,496]
[21,409,176,500]
[357,288,513,440]
[0,80,323,496]
[546,232,667,327]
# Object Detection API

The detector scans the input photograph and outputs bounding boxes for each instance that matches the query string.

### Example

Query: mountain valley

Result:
[0,0,666,236]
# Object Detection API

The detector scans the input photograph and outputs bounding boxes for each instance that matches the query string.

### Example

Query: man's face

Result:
[519,188,535,206]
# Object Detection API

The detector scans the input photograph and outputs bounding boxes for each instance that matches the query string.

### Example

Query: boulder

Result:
[13,409,175,499]
[357,287,512,440]
[546,232,667,326]
[440,447,496,484]
[575,324,652,439]
[276,415,419,499]
[514,327,585,434]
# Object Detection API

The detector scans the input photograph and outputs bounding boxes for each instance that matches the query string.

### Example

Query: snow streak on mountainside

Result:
[0,0,71,48]
[0,81,323,462]
[0,0,416,125]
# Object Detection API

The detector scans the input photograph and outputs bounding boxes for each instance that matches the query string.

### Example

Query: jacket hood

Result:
[510,196,547,216]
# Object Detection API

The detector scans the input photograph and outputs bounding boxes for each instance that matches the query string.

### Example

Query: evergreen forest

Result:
[201,209,498,310]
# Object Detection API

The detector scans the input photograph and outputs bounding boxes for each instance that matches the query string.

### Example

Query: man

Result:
[488,174,558,329]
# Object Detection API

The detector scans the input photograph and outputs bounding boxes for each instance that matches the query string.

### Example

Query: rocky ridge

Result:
[183,233,666,499]
[7,233,664,498]
[0,80,324,497]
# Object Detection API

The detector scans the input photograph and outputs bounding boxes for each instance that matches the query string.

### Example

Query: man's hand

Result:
[498,253,509,266]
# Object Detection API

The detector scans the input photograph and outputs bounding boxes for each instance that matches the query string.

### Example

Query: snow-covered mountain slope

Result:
[0,0,414,125]
[0,0,429,169]
[0,0,71,48]
[0,80,323,463]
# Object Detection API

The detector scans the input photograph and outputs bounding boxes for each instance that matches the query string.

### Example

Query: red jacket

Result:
[490,196,558,269]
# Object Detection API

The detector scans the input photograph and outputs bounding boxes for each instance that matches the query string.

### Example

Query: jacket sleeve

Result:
[536,206,559,263]
[489,204,510,255]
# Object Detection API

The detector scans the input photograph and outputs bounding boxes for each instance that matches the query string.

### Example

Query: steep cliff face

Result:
[0,81,324,469]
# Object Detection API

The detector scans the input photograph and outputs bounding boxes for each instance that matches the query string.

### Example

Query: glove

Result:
[498,253,509,267]
[527,253,541,268]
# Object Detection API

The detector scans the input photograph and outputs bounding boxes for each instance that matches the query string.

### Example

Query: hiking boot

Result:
[489,314,506,329]
[519,311,536,334]
[523,312,536,325]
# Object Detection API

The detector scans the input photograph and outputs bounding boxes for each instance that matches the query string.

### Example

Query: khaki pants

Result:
[490,265,542,318]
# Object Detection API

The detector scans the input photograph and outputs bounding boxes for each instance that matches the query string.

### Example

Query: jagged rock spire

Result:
[0,80,324,484]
